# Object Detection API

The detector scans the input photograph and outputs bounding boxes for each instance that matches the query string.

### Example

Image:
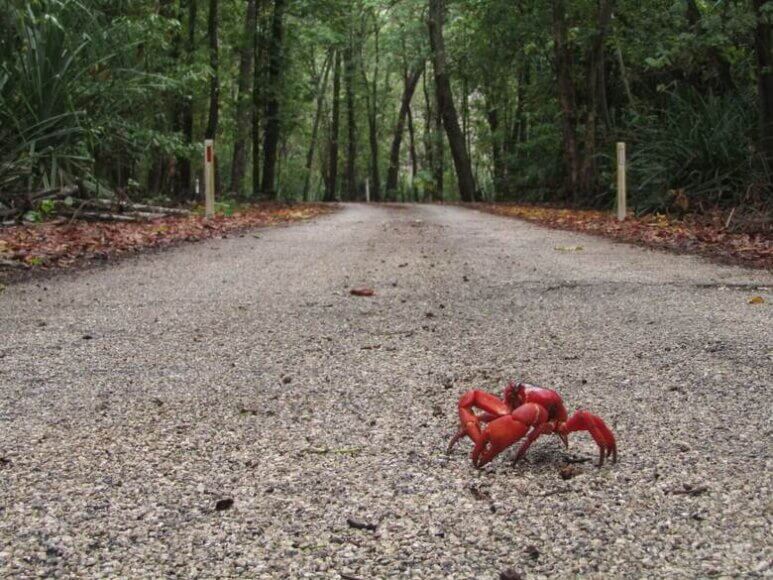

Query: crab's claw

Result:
[560,410,617,466]
[447,390,512,454]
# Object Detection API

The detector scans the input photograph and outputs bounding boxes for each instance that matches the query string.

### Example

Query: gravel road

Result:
[1,203,771,579]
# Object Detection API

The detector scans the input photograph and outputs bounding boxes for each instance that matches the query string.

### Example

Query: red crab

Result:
[447,381,617,468]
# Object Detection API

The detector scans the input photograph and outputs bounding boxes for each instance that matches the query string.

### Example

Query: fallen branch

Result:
[59,211,143,223]
[76,198,190,216]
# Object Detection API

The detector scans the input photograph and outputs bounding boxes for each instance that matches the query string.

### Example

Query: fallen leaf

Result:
[554,245,584,252]
[350,287,375,297]
[215,498,234,511]
[559,465,582,480]
[665,484,709,497]
[525,545,541,560]
[0,203,333,272]
[347,517,378,531]
[748,295,766,304]
[468,485,492,501]
[477,203,772,270]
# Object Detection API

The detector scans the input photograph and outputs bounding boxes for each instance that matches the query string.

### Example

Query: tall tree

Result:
[206,0,219,141]
[178,0,197,198]
[304,49,333,201]
[361,18,382,202]
[324,49,343,202]
[427,0,476,202]
[261,0,287,198]
[755,0,773,164]
[579,0,612,194]
[230,0,258,196]
[386,67,422,194]
[552,0,580,199]
[251,6,267,197]
[343,32,358,200]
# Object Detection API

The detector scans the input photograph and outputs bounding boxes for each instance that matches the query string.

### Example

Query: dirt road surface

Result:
[1,204,771,578]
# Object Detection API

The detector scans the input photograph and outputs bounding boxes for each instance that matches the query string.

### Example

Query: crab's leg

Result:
[562,410,618,466]
[473,403,548,468]
[511,421,558,464]
[447,390,511,454]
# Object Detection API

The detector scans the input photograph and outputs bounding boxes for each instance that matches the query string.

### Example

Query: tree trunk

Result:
[427,0,475,202]
[362,24,381,202]
[552,0,580,200]
[755,0,773,165]
[303,50,333,201]
[386,67,422,195]
[344,35,357,200]
[206,0,219,141]
[178,0,197,199]
[324,49,342,202]
[230,0,258,196]
[685,0,735,91]
[485,102,506,200]
[252,7,267,197]
[422,68,435,202]
[578,0,612,196]
[261,0,287,198]
[407,104,418,198]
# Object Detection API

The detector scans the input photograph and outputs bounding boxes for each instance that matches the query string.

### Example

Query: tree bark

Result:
[303,49,333,201]
[386,67,422,195]
[261,0,287,198]
[361,23,381,202]
[344,34,357,200]
[205,0,219,141]
[230,0,258,196]
[685,0,735,91]
[755,0,773,164]
[252,6,267,197]
[579,0,612,196]
[422,68,435,202]
[485,101,506,200]
[407,103,418,198]
[552,0,580,200]
[427,0,476,202]
[324,49,343,202]
[178,0,197,198]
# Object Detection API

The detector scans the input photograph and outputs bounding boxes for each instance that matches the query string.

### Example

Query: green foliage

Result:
[0,0,769,215]
[0,0,185,195]
[626,89,759,212]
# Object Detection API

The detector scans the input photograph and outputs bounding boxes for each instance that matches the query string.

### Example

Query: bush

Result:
[625,88,761,213]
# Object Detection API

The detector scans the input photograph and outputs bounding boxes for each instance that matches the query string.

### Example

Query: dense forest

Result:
[1,0,772,215]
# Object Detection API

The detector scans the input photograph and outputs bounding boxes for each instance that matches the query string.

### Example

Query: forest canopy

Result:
[1,0,771,214]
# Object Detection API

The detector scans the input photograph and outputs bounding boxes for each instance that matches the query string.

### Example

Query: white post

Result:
[365,178,370,203]
[616,142,627,221]
[204,139,215,219]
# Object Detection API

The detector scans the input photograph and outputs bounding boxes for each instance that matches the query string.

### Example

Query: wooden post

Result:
[616,142,627,221]
[204,139,215,219]
[365,178,370,203]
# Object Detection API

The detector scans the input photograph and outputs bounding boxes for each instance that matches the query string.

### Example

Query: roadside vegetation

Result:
[0,1,770,249]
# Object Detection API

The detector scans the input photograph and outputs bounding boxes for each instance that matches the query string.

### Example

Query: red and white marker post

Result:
[616,142,627,221]
[204,139,215,219]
